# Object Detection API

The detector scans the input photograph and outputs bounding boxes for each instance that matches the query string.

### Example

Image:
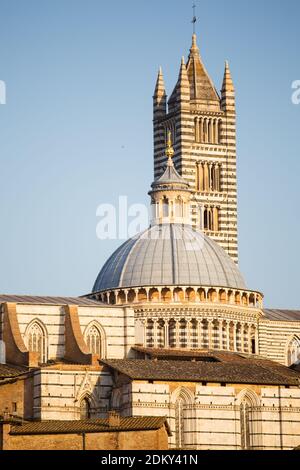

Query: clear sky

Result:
[0,0,299,308]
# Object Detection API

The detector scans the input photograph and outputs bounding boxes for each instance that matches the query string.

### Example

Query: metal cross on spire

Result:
[192,3,197,34]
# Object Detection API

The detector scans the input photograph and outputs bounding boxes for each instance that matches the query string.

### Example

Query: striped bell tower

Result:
[153,34,239,264]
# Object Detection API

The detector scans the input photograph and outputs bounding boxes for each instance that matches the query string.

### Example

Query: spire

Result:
[185,33,220,103]
[221,61,235,112]
[154,66,166,100]
[190,33,199,55]
[177,57,190,103]
[222,60,235,93]
[153,66,167,117]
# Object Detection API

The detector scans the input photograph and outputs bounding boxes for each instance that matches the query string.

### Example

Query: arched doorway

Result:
[80,397,91,420]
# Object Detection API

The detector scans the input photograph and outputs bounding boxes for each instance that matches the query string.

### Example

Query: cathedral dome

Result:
[92,224,247,293]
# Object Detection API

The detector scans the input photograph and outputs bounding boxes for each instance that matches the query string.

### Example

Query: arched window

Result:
[86,325,102,356]
[172,388,195,449]
[240,400,251,450]
[287,336,300,366]
[175,196,183,218]
[162,196,169,218]
[238,390,261,450]
[175,397,185,449]
[27,322,47,364]
[80,397,91,420]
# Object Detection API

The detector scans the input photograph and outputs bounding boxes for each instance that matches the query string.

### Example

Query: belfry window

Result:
[27,322,47,364]
[194,117,222,144]
[196,162,221,193]
[203,207,219,232]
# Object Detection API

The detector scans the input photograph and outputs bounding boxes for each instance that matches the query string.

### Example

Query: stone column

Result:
[164,322,169,348]
[204,163,209,191]
[153,320,158,348]
[199,118,203,143]
[175,321,180,348]
[219,321,223,350]
[241,323,245,352]
[208,320,214,350]
[226,321,231,351]
[198,320,202,349]
[233,321,237,352]
[143,320,147,347]
[187,320,191,349]
[255,327,259,355]
[248,325,252,354]
[199,164,204,192]
[195,118,199,142]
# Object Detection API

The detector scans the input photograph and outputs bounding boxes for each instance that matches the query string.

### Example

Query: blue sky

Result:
[0,0,299,308]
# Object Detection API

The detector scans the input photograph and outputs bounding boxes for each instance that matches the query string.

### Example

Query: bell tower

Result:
[153,34,239,264]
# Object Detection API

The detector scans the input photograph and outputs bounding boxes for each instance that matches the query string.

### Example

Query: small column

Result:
[175,321,180,348]
[187,320,191,349]
[226,321,231,351]
[214,119,218,144]
[153,320,158,348]
[199,163,204,192]
[204,163,209,191]
[208,163,212,191]
[195,118,199,142]
[164,322,169,348]
[241,323,245,352]
[158,288,162,303]
[216,164,220,192]
[233,321,237,352]
[219,321,223,350]
[198,320,202,349]
[208,319,214,350]
[255,327,259,355]
[199,118,203,143]
[134,289,139,303]
[205,119,209,143]
[213,207,219,232]
[143,320,147,347]
[248,325,252,354]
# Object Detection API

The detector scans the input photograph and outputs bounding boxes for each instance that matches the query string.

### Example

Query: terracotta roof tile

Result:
[0,364,29,379]
[9,417,171,436]
[102,357,300,386]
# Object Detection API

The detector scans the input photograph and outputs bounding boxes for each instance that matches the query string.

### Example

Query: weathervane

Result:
[192,3,197,34]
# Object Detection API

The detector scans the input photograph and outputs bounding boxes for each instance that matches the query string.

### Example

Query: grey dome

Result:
[93,224,247,292]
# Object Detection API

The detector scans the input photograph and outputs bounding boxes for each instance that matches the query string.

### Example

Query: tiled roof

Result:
[133,346,240,360]
[0,294,103,307]
[102,357,300,386]
[263,309,300,322]
[0,364,29,380]
[9,417,171,436]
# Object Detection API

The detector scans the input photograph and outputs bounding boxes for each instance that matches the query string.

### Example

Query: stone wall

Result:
[0,425,169,451]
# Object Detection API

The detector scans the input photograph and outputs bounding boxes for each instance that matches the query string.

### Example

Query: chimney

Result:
[108,411,120,427]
